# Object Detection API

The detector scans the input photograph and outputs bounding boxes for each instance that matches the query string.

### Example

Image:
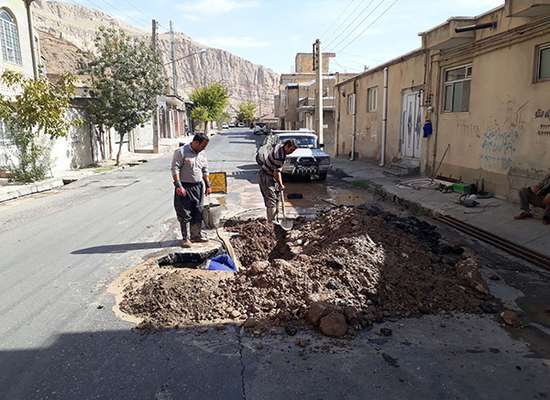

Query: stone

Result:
[500,310,521,327]
[379,328,393,337]
[306,301,331,326]
[249,261,269,276]
[243,317,259,329]
[456,257,489,295]
[285,326,298,336]
[319,312,348,338]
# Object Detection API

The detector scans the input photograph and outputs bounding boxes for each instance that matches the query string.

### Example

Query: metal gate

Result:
[400,90,422,159]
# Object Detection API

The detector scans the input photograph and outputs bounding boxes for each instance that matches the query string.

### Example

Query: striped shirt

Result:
[260,143,286,175]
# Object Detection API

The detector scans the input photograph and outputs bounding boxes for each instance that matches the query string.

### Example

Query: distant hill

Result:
[32,0,278,117]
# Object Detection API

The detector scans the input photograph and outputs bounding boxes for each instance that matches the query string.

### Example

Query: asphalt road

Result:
[1,128,549,400]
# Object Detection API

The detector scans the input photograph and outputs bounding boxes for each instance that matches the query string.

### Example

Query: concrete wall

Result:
[429,28,550,200]
[334,51,426,162]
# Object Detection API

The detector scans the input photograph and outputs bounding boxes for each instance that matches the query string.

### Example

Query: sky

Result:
[70,0,504,73]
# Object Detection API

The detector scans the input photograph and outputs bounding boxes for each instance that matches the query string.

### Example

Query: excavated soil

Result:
[120,206,499,334]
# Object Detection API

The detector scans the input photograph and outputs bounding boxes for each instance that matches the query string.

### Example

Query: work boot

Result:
[190,223,209,243]
[181,239,192,248]
[514,211,532,220]
[266,207,278,223]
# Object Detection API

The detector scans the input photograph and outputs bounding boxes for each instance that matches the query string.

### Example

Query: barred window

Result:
[0,120,13,145]
[0,9,22,65]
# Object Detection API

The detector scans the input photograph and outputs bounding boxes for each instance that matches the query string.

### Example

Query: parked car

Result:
[221,123,229,129]
[237,122,245,127]
[229,122,236,128]
[262,130,330,180]
[253,122,268,135]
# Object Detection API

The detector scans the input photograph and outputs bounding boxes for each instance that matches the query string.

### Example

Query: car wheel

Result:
[318,172,327,181]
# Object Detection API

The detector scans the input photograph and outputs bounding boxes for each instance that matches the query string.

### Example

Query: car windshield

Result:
[280,135,317,149]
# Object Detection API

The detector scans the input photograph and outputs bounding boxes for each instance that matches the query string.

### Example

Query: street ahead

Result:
[1,129,548,400]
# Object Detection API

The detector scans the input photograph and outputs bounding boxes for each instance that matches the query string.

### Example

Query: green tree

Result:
[190,83,229,132]
[0,71,76,182]
[237,101,256,124]
[191,105,209,131]
[83,27,166,165]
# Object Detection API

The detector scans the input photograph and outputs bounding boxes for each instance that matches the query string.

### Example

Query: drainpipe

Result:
[379,67,389,167]
[431,54,442,174]
[351,80,357,161]
[24,0,39,79]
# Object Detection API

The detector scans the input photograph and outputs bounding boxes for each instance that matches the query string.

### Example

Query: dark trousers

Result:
[258,171,278,208]
[174,181,204,238]
[519,187,550,218]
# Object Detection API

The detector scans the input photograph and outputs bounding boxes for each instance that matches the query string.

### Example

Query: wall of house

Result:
[0,0,35,83]
[429,29,550,200]
[49,108,94,175]
[334,52,426,162]
[284,87,299,129]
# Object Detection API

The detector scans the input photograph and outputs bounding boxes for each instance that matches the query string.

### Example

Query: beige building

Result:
[333,0,550,200]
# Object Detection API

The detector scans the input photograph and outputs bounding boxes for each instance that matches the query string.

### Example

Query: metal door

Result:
[400,90,422,158]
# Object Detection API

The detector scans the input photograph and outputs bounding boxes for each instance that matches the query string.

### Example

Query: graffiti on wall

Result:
[535,109,550,137]
[480,101,527,173]
[480,128,519,171]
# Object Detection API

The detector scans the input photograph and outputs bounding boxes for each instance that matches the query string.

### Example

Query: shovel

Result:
[278,190,293,231]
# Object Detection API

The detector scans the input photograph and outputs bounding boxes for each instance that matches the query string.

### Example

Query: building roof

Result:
[335,48,425,87]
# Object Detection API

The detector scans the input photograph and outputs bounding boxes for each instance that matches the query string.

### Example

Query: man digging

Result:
[171,134,212,247]
[514,173,550,225]
[256,139,297,223]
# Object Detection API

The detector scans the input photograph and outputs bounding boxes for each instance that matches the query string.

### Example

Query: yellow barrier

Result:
[209,172,227,194]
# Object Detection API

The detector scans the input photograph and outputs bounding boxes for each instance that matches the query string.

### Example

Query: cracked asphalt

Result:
[1,128,549,399]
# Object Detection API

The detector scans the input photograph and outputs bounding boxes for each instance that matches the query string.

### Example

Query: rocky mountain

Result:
[32,0,279,117]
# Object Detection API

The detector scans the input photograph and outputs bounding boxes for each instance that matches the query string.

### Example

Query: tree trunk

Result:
[96,125,106,161]
[116,133,125,166]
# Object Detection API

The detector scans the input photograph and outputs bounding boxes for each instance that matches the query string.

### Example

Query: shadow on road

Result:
[71,240,181,254]
[0,327,244,400]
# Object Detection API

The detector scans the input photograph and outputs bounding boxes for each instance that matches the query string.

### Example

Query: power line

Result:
[324,0,377,49]
[335,0,401,54]
[79,0,152,30]
[319,0,358,41]
[327,0,386,52]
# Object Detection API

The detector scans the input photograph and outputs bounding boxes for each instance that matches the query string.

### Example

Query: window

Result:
[347,93,355,115]
[0,120,13,145]
[0,9,22,65]
[367,87,377,112]
[535,44,550,82]
[443,64,472,112]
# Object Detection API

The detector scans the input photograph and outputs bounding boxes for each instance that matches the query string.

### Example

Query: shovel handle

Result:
[280,190,286,218]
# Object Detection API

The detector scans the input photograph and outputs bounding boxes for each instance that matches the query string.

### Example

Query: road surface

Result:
[1,129,548,400]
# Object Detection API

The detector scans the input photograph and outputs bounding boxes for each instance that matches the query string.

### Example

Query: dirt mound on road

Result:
[120,206,498,335]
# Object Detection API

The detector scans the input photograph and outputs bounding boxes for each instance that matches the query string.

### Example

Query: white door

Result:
[400,90,422,159]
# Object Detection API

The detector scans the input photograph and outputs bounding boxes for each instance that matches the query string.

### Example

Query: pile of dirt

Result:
[120,206,499,336]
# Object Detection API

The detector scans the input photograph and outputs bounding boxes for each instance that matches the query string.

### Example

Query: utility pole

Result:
[152,19,160,153]
[170,21,178,96]
[313,39,324,146]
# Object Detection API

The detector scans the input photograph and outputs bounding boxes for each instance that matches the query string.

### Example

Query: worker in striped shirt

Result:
[256,139,297,223]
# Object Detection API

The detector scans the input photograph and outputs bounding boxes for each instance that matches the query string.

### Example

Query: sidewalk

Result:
[0,147,179,204]
[331,158,550,259]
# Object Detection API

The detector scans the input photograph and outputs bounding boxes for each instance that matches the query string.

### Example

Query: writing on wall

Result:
[480,128,519,172]
[535,109,550,137]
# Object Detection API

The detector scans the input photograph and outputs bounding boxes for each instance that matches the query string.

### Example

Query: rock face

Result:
[32,0,279,116]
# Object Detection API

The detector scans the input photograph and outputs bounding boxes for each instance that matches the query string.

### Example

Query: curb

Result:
[331,165,437,217]
[0,178,64,204]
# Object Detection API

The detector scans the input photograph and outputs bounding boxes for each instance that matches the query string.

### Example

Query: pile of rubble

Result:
[120,206,499,336]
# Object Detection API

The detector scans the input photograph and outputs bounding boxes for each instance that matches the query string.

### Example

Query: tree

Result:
[191,105,209,131]
[190,83,229,132]
[82,27,166,165]
[237,101,256,124]
[0,71,75,182]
